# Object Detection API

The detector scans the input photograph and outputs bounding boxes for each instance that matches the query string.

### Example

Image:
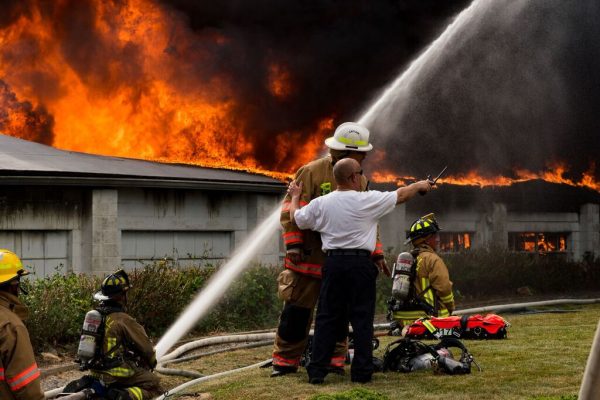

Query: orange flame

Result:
[371,163,600,193]
[0,0,327,179]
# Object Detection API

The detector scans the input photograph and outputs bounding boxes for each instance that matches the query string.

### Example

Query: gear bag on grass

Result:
[382,337,477,374]
[405,314,510,340]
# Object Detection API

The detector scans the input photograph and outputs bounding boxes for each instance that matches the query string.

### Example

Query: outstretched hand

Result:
[287,180,303,198]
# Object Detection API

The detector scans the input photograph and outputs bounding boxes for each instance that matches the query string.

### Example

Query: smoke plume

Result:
[0,0,598,183]
[364,0,600,182]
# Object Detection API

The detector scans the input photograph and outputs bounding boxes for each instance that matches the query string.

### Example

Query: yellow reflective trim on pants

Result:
[438,309,450,318]
[440,293,454,303]
[127,387,143,400]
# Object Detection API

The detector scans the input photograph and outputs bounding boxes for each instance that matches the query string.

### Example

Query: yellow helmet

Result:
[94,269,131,301]
[404,213,441,245]
[0,249,30,285]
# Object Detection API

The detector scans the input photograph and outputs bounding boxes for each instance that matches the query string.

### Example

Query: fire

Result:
[371,164,600,193]
[0,0,324,179]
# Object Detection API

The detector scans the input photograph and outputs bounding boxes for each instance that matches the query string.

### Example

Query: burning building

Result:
[375,182,600,261]
[0,134,284,277]
[0,1,599,269]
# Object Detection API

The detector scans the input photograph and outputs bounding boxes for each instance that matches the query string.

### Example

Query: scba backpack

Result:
[382,337,478,375]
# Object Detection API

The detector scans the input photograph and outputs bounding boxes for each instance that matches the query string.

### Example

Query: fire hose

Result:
[44,298,600,399]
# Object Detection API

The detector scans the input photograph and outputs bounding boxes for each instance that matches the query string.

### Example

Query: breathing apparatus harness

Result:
[77,304,118,371]
[382,336,480,375]
[387,248,438,320]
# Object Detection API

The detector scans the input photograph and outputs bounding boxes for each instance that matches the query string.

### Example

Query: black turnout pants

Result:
[307,253,378,382]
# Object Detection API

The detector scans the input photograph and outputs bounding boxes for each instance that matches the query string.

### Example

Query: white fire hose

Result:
[44,298,600,399]
[579,318,600,400]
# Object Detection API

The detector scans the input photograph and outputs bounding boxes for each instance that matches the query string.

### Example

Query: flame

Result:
[268,63,293,99]
[371,163,600,193]
[0,0,325,179]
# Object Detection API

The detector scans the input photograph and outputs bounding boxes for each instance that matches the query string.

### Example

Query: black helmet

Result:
[404,213,441,245]
[94,269,131,301]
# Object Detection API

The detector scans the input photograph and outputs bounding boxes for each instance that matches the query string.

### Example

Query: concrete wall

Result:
[0,186,282,277]
[0,185,596,277]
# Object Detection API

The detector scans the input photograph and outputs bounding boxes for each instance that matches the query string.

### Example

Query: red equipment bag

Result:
[405,314,510,340]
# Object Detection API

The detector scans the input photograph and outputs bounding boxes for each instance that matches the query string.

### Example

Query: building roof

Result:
[0,134,285,192]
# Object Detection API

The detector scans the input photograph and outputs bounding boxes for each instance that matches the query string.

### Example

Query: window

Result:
[438,232,472,252]
[508,232,567,254]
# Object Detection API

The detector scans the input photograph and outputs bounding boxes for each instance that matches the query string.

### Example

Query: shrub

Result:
[126,262,214,337]
[22,273,99,351]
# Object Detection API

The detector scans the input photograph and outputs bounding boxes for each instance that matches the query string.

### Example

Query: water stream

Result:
[155,0,486,359]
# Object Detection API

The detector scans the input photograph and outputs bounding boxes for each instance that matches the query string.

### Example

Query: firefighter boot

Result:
[270,365,298,378]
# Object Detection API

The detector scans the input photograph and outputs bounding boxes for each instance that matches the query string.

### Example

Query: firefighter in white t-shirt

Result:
[287,158,432,384]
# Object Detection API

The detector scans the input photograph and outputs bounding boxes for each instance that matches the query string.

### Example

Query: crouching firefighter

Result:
[388,213,455,329]
[64,269,163,400]
[0,249,44,400]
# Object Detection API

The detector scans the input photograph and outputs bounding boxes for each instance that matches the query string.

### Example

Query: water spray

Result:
[154,0,487,366]
[357,0,484,129]
[154,202,281,360]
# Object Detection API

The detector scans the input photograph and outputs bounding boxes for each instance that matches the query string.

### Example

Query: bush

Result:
[444,247,600,299]
[19,249,600,351]
[22,273,99,351]
[21,262,281,351]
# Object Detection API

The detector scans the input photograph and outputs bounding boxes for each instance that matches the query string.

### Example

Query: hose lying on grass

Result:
[45,298,600,399]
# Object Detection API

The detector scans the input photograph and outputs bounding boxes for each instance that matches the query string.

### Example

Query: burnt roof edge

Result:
[0,175,286,193]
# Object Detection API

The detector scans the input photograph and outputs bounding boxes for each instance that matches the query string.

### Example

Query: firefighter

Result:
[390,213,455,327]
[271,122,389,377]
[0,249,44,400]
[64,269,163,400]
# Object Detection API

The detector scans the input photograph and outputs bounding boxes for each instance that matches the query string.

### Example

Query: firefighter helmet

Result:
[0,249,30,285]
[405,213,441,245]
[94,269,131,301]
[325,122,373,152]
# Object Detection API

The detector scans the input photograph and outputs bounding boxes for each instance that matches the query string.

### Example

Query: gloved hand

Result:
[286,248,303,265]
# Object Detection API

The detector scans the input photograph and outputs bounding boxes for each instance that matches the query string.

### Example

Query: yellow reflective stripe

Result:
[421,278,434,304]
[438,308,450,318]
[422,320,437,334]
[104,366,135,377]
[440,292,454,303]
[337,137,367,146]
[392,310,428,320]
[423,221,430,228]
[107,337,117,353]
[127,387,143,400]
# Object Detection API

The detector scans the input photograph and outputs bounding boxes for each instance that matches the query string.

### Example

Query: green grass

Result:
[158,303,600,400]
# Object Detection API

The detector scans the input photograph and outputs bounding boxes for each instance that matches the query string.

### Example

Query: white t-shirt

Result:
[294,190,397,252]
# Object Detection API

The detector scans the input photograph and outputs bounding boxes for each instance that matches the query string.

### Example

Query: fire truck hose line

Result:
[43,298,600,399]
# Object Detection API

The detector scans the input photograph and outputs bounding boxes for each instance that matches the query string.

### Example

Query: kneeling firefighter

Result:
[64,270,163,400]
[388,213,455,328]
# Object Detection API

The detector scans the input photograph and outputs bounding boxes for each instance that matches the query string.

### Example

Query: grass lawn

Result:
[159,303,600,400]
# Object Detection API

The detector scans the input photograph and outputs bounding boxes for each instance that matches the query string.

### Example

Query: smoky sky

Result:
[160,0,472,170]
[362,0,600,180]
[1,0,598,179]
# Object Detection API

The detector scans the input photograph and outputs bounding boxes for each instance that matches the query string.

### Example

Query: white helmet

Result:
[324,122,373,152]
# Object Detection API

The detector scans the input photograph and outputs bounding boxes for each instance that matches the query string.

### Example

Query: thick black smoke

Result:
[0,80,54,145]
[2,0,597,180]
[363,0,600,181]
[159,0,471,170]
